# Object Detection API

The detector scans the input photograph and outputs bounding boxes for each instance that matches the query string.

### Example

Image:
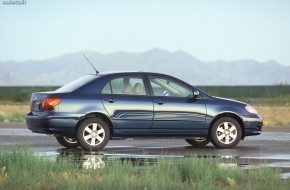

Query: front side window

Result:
[149,76,192,97]
[102,76,146,95]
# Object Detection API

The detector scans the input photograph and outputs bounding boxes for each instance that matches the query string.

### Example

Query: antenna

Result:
[83,54,99,75]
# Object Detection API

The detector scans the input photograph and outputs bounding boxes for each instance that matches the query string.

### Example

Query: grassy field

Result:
[0,104,289,126]
[0,104,30,122]
[255,105,290,126]
[0,146,289,190]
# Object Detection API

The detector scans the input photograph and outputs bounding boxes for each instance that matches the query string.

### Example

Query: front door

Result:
[148,75,206,135]
[101,75,153,135]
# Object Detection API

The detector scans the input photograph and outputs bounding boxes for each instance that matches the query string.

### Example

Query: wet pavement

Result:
[1,125,290,179]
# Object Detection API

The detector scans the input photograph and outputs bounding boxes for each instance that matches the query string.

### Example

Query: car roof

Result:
[96,71,167,76]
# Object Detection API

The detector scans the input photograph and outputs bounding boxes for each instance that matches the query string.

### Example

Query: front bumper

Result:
[242,114,263,137]
[244,121,263,136]
[26,112,79,137]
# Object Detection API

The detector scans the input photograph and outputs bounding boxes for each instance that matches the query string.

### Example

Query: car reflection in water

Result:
[53,148,254,171]
[59,150,106,169]
[56,148,162,169]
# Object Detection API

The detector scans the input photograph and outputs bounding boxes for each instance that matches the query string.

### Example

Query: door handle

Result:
[105,98,116,103]
[154,99,166,105]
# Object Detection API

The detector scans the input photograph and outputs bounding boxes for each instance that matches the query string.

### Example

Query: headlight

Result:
[245,105,258,114]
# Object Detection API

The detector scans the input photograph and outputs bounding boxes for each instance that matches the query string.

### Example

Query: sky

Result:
[0,0,290,65]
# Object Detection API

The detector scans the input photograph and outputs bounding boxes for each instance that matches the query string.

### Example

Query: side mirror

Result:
[193,90,201,99]
[163,90,170,96]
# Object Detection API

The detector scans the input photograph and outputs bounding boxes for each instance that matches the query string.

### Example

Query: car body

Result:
[26,71,263,150]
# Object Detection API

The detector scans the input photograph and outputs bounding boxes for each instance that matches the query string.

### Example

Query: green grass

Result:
[0,104,29,122]
[0,112,24,122]
[0,146,289,190]
[0,86,59,103]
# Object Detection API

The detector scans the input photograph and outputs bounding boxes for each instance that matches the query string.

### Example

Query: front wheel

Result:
[56,136,79,148]
[210,117,242,149]
[185,137,210,147]
[77,118,110,151]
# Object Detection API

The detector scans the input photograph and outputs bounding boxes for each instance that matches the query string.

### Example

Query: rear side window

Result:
[102,76,146,95]
[56,75,96,92]
[102,82,111,94]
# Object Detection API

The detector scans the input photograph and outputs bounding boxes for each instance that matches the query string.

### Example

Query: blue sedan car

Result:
[26,71,263,151]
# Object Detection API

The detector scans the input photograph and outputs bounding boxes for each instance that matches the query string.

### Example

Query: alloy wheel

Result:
[83,123,106,146]
[216,122,237,144]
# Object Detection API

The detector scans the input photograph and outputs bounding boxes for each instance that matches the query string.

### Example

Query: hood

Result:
[211,96,247,106]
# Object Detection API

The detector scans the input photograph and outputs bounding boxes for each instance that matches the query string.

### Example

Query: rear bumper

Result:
[26,112,79,137]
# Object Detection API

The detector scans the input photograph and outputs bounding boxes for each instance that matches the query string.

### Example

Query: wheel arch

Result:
[209,112,245,139]
[76,112,114,134]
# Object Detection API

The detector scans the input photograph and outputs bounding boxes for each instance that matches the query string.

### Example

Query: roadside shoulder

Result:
[0,122,26,129]
[263,126,290,133]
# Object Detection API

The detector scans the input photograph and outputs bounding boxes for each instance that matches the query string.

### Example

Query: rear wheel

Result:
[185,137,210,147]
[77,118,110,151]
[210,117,242,149]
[56,136,79,148]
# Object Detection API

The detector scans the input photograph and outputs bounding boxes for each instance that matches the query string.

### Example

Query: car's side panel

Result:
[101,94,154,134]
[151,97,207,134]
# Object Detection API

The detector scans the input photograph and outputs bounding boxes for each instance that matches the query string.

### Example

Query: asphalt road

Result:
[1,122,290,178]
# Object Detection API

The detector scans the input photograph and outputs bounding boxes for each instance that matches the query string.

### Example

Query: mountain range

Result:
[1,48,289,86]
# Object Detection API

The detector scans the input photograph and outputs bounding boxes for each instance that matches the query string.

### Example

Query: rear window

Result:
[56,75,96,92]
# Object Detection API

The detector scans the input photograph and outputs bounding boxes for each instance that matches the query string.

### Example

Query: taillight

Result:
[41,98,61,109]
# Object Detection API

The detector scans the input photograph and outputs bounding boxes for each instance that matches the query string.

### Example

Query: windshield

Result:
[56,75,96,92]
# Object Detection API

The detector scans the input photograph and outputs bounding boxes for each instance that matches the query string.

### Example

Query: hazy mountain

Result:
[0,48,289,86]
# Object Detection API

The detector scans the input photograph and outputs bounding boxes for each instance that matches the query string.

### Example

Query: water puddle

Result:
[241,154,290,161]
[280,173,290,180]
[33,148,290,179]
[34,149,251,170]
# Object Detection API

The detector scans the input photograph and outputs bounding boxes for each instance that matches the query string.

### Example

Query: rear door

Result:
[148,75,206,135]
[101,75,153,134]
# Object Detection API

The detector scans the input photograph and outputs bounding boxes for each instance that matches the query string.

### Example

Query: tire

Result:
[77,118,110,151]
[56,136,79,148]
[185,137,210,147]
[210,117,242,149]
